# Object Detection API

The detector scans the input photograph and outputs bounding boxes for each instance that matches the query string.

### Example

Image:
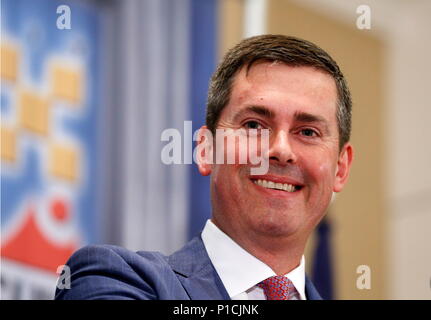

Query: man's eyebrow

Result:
[294,111,330,131]
[233,105,274,122]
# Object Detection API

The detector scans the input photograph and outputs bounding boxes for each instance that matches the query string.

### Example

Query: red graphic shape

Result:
[1,206,78,273]
[51,199,69,222]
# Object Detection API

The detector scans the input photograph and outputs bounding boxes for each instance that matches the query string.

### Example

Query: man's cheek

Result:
[304,159,337,192]
[313,156,335,175]
[248,130,269,176]
[317,162,340,199]
[213,165,238,194]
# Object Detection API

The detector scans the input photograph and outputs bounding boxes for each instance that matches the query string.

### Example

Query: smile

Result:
[252,179,301,192]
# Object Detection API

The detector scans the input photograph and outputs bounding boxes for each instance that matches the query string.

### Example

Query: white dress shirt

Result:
[201,219,306,300]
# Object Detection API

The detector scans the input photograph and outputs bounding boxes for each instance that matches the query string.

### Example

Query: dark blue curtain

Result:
[188,0,217,239]
[311,217,334,299]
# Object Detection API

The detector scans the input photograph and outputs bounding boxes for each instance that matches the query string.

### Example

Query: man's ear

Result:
[333,143,354,193]
[195,125,213,176]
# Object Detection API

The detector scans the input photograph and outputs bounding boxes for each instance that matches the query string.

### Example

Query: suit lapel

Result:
[167,236,230,300]
[178,266,230,300]
[305,275,323,300]
[168,235,322,300]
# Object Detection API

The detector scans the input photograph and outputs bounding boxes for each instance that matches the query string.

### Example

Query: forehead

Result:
[224,62,338,123]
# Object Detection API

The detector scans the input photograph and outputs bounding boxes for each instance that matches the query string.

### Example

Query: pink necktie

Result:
[257,276,300,300]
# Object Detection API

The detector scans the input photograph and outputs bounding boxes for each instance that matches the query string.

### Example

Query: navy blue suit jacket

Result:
[55,236,322,300]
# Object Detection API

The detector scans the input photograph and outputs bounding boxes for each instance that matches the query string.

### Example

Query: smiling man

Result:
[56,35,353,300]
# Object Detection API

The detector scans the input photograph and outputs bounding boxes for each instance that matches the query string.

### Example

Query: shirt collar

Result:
[201,219,306,299]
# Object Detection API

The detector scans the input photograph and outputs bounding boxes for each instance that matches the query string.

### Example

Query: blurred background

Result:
[1,0,430,300]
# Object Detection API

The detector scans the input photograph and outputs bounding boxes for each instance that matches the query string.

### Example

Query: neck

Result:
[212,218,309,275]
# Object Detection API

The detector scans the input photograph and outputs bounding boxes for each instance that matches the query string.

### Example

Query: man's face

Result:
[198,62,353,245]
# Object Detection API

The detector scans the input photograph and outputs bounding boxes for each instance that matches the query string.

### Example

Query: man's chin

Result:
[252,216,304,239]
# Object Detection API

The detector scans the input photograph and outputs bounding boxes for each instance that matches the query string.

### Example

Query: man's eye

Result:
[300,129,318,137]
[244,121,263,130]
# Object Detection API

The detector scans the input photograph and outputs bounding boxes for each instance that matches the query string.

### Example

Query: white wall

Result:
[384,1,431,300]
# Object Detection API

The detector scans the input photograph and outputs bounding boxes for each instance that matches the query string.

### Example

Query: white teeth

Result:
[253,179,297,192]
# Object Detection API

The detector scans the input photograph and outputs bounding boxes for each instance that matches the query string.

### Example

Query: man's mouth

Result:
[252,179,302,192]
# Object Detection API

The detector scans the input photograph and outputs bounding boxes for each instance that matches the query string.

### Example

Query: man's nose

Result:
[268,130,297,165]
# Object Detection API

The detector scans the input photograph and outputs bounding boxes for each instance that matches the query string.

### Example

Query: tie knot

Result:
[257,276,299,300]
